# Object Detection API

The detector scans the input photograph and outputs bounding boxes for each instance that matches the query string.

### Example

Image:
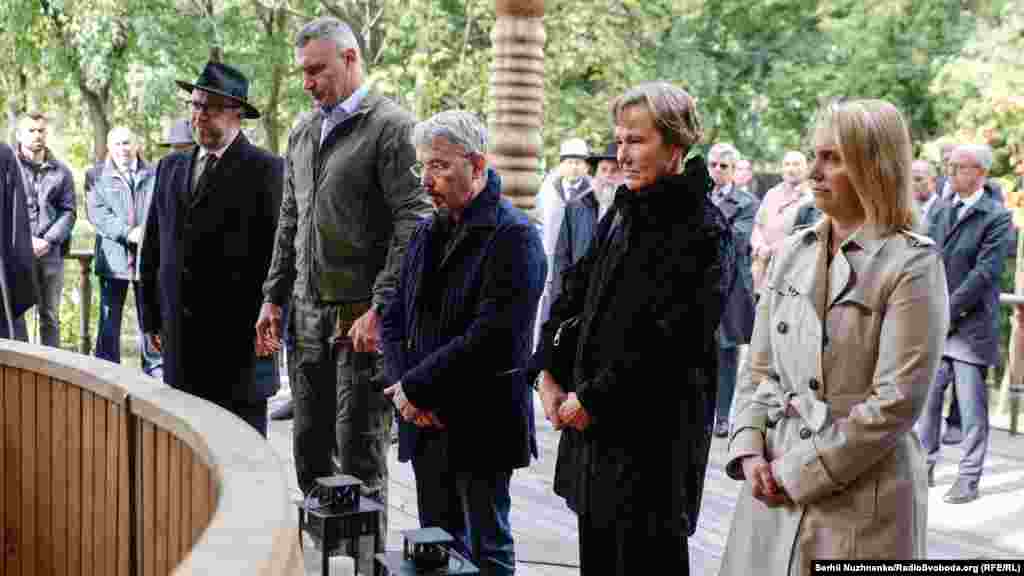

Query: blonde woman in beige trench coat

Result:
[719,99,950,576]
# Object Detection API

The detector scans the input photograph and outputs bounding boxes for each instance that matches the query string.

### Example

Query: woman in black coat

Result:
[530,81,733,575]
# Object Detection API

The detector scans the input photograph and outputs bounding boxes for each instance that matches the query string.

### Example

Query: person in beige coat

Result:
[719,99,950,576]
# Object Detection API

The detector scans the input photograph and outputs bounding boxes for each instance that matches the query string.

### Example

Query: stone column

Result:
[490,0,544,213]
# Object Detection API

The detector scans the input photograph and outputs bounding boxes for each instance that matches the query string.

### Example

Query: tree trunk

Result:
[80,83,110,163]
[261,7,287,155]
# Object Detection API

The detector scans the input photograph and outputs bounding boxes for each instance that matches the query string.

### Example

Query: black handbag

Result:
[548,314,581,390]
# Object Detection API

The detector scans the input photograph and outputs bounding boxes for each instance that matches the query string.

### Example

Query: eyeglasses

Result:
[185,99,241,115]
[410,154,474,179]
[710,162,733,170]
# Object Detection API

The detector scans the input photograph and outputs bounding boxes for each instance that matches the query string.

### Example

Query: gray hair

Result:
[107,126,135,146]
[955,143,993,172]
[709,142,740,163]
[411,110,488,156]
[295,17,360,56]
[611,82,703,152]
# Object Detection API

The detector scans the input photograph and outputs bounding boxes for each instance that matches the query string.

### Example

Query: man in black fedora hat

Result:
[140,60,284,436]
[550,141,622,305]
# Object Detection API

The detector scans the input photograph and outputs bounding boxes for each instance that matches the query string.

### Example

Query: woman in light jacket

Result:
[719,99,949,576]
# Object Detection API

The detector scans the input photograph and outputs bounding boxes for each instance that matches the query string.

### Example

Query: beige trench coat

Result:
[719,218,949,576]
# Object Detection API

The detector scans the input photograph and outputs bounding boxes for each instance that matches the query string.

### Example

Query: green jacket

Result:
[263,91,432,308]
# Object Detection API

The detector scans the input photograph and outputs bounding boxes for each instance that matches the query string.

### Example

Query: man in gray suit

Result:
[708,142,758,438]
[916,143,1012,504]
[912,159,943,233]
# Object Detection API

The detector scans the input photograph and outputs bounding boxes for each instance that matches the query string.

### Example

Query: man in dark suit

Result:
[708,143,758,438]
[916,143,1012,504]
[140,61,283,436]
[382,110,545,576]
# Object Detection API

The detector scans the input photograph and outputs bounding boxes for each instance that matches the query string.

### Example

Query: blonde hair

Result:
[813,99,917,233]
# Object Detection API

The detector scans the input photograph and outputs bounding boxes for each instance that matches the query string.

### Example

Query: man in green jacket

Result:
[256,16,431,570]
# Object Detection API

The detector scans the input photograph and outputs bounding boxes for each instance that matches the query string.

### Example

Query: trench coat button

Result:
[808,378,820,391]
[799,427,812,440]
[777,321,788,334]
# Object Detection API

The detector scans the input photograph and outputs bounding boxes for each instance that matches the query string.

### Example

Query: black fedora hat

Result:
[176,61,261,119]
[588,142,618,166]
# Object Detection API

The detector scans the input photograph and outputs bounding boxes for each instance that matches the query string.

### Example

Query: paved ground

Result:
[264,387,1024,576]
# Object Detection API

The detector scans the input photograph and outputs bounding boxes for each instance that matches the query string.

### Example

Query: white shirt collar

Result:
[199,129,240,160]
[954,185,985,210]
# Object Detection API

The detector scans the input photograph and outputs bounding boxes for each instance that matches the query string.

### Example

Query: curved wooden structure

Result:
[491,0,544,212]
[0,339,302,576]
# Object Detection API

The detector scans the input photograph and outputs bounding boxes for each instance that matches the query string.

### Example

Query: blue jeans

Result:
[916,358,988,480]
[95,276,163,377]
[412,432,515,576]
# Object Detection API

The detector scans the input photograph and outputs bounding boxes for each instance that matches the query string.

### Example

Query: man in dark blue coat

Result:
[381,110,545,576]
[708,142,758,438]
[139,62,283,436]
[0,143,36,338]
[89,126,162,376]
[916,143,1012,504]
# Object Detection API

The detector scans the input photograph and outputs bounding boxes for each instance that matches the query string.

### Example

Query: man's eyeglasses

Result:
[410,154,475,179]
[710,162,733,170]
[948,163,981,174]
[185,99,241,115]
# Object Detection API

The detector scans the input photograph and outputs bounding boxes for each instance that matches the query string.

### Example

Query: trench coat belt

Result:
[751,376,830,434]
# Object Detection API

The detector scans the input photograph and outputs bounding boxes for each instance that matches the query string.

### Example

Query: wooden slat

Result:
[166,436,181,570]
[36,375,52,576]
[66,385,82,576]
[117,409,129,576]
[81,390,94,576]
[93,397,108,576]
[191,458,209,547]
[0,368,6,576]
[51,379,68,576]
[154,428,168,576]
[179,448,192,563]
[3,367,18,576]
[106,404,120,576]
[20,369,36,576]
[141,420,155,576]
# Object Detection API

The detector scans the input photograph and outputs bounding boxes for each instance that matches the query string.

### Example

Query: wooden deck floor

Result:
[266,394,1024,575]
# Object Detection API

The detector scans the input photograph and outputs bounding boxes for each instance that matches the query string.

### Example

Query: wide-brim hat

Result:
[176,61,261,119]
[588,142,618,166]
[160,118,195,147]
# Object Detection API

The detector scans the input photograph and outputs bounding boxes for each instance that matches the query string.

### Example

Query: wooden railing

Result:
[0,340,302,575]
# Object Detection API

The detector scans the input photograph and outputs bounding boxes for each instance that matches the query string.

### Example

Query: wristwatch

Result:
[532,371,545,391]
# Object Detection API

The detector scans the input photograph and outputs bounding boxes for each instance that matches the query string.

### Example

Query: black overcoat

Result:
[530,156,733,553]
[139,134,283,402]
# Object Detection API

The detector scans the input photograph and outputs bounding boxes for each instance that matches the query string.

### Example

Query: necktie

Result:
[192,153,218,200]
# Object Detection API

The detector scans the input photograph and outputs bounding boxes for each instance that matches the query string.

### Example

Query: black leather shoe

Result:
[270,399,294,421]
[941,426,963,445]
[714,419,729,438]
[927,463,935,488]
[943,477,979,504]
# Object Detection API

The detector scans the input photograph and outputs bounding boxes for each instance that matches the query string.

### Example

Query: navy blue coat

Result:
[381,169,546,471]
[88,159,156,279]
[552,190,600,303]
[930,191,1013,367]
[139,135,283,402]
[0,143,36,336]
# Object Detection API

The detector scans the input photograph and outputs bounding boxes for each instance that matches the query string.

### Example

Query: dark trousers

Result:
[578,512,689,575]
[412,432,515,576]
[13,258,63,347]
[289,298,390,573]
[717,344,739,423]
[208,396,269,437]
[95,276,163,377]
[917,358,989,480]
